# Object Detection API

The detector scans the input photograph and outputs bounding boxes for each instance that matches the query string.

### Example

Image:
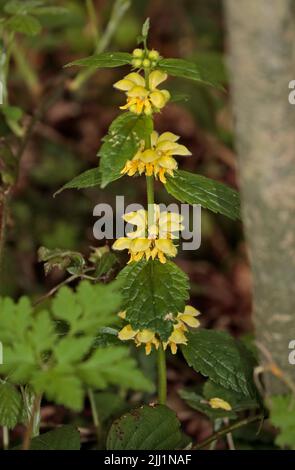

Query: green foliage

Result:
[179,389,237,420]
[269,395,295,450]
[38,246,86,275]
[182,329,258,399]
[203,381,259,412]
[21,425,80,450]
[166,170,240,220]
[107,404,188,450]
[0,381,23,429]
[157,57,224,90]
[117,259,190,340]
[54,168,101,196]
[66,51,133,69]
[0,281,153,411]
[98,112,153,188]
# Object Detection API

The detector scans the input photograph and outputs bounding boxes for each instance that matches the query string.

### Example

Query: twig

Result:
[2,426,9,450]
[88,388,101,443]
[22,394,42,450]
[192,414,263,450]
[33,274,78,306]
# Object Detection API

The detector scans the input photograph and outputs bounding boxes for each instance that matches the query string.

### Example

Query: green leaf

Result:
[107,404,188,450]
[179,389,237,420]
[38,246,85,275]
[31,6,69,16]
[269,395,295,450]
[1,105,23,122]
[7,14,42,36]
[4,0,44,14]
[203,381,259,412]
[182,329,257,398]
[65,51,132,68]
[166,170,240,220]
[0,382,23,429]
[54,168,101,196]
[25,425,80,450]
[117,260,189,340]
[51,280,121,334]
[93,392,126,423]
[98,112,152,188]
[77,346,154,393]
[54,336,93,364]
[157,58,224,90]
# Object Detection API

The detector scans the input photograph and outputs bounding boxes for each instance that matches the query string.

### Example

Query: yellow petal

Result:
[183,305,201,317]
[149,90,167,109]
[170,342,178,354]
[112,238,132,251]
[178,314,200,328]
[158,155,178,170]
[157,132,179,143]
[155,239,177,257]
[209,398,232,411]
[130,238,151,252]
[170,143,192,156]
[145,342,152,355]
[113,79,135,91]
[148,70,167,90]
[169,327,187,345]
[127,86,149,98]
[150,130,159,147]
[137,329,155,343]
[140,149,158,163]
[118,310,126,319]
[123,209,147,228]
[124,72,146,87]
[118,324,138,340]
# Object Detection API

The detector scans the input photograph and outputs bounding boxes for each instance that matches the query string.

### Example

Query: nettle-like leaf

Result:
[15,425,81,450]
[182,329,258,399]
[203,380,259,412]
[269,395,295,450]
[117,260,190,340]
[179,389,237,421]
[0,381,23,429]
[66,51,133,69]
[107,404,189,450]
[98,112,153,188]
[166,170,240,220]
[157,57,224,90]
[38,246,86,275]
[54,168,101,196]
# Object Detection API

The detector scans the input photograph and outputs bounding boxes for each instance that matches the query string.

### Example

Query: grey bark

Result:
[224,0,295,393]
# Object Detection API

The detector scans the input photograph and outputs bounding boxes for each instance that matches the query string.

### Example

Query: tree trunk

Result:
[224,0,295,394]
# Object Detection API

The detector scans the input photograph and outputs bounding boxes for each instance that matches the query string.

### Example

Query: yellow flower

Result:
[113,71,170,115]
[121,131,191,183]
[208,398,232,411]
[118,324,159,355]
[177,305,201,329]
[112,206,183,263]
[163,305,201,354]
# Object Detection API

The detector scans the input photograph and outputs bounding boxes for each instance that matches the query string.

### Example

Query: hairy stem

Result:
[2,427,9,450]
[193,414,263,450]
[157,344,167,405]
[22,394,42,450]
[88,388,101,443]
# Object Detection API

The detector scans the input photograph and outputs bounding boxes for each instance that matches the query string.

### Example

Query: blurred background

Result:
[0,0,257,444]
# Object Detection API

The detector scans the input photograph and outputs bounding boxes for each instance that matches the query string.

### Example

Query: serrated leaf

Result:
[179,389,237,420]
[65,51,132,68]
[0,382,23,429]
[54,336,93,364]
[38,246,85,275]
[24,425,80,450]
[77,346,154,393]
[203,381,259,412]
[269,395,295,450]
[182,329,257,398]
[117,260,189,340]
[157,58,224,90]
[166,170,240,220]
[7,14,42,36]
[98,112,152,188]
[54,168,101,196]
[107,404,188,450]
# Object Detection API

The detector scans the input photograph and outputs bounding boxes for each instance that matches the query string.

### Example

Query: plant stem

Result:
[88,388,101,443]
[22,394,42,450]
[2,427,9,450]
[193,414,263,450]
[157,344,167,404]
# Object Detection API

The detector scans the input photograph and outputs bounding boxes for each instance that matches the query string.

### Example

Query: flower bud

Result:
[132,48,144,58]
[148,49,160,61]
[132,58,142,68]
[142,58,151,68]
